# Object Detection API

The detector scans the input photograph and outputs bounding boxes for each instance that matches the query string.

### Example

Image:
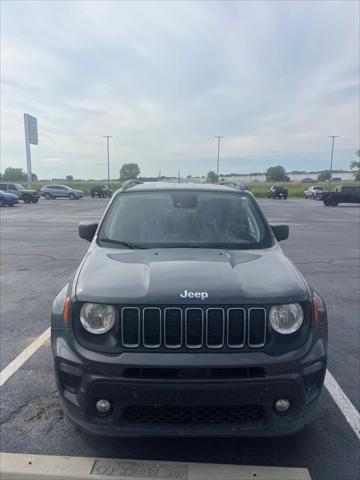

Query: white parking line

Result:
[324,369,360,441]
[0,327,50,387]
[1,328,360,443]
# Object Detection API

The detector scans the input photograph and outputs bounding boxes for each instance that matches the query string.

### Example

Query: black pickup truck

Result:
[322,185,360,207]
[267,186,288,199]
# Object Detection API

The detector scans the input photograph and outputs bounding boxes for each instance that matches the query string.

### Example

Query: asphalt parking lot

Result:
[1,197,359,480]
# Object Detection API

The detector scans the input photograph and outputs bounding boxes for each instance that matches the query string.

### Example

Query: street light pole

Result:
[214,136,224,179]
[102,136,113,188]
[328,135,339,192]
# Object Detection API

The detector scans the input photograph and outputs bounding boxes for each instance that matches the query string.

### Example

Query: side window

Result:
[0,184,6,190]
[8,184,16,189]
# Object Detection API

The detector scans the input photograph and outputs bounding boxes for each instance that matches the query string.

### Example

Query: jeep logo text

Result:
[179,289,208,300]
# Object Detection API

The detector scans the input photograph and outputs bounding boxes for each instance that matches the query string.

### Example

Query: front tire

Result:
[44,192,51,200]
[0,200,5,207]
[23,195,32,204]
[69,193,75,200]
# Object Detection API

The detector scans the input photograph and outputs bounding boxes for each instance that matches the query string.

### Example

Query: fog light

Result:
[95,399,111,414]
[275,398,290,413]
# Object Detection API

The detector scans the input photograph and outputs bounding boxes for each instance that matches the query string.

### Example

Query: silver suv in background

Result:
[304,186,325,200]
[41,185,84,200]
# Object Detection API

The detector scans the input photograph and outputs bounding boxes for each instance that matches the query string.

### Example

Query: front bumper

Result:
[52,331,326,437]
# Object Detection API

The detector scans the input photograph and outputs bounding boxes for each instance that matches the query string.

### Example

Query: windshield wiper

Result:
[99,238,148,249]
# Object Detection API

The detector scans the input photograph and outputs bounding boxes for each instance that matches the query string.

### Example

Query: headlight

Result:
[80,303,116,334]
[269,303,304,334]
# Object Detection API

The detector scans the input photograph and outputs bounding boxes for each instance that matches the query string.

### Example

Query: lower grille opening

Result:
[123,405,265,425]
[122,367,266,380]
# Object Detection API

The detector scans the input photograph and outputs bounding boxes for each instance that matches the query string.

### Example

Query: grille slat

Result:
[248,308,267,347]
[121,308,140,347]
[164,308,182,348]
[227,308,246,348]
[206,308,225,348]
[120,306,267,350]
[143,308,161,348]
[185,308,203,348]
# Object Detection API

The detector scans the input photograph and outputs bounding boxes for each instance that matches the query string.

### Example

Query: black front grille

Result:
[120,306,267,350]
[123,404,265,425]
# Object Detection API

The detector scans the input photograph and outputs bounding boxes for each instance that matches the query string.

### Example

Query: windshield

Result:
[99,190,272,249]
[14,184,24,190]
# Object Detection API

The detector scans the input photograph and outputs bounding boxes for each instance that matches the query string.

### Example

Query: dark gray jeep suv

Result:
[51,181,327,437]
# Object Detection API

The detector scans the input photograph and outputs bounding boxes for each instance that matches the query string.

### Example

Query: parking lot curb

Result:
[0,453,311,480]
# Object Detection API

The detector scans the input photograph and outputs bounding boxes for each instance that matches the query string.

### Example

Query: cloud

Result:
[1,0,359,178]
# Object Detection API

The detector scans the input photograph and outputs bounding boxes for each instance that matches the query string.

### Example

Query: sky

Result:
[1,0,359,179]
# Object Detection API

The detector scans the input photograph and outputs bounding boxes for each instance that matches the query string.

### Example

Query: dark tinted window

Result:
[100,190,272,249]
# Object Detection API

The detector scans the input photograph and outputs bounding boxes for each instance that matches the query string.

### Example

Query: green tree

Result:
[206,171,218,183]
[2,167,28,181]
[66,175,74,182]
[265,165,288,182]
[317,170,331,182]
[350,150,360,181]
[119,163,140,181]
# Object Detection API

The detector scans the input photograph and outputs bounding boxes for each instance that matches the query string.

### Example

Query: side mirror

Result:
[271,224,289,242]
[79,222,98,242]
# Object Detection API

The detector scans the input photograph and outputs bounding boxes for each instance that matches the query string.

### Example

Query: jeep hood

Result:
[75,246,309,305]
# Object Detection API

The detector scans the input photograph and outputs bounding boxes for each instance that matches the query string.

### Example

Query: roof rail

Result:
[121,179,143,190]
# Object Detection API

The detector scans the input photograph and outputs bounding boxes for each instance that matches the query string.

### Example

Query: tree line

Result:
[1,152,359,183]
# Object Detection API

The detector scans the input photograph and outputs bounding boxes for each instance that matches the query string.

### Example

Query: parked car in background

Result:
[90,185,112,198]
[322,185,360,207]
[41,185,83,200]
[304,186,325,200]
[301,178,317,183]
[0,189,19,207]
[0,183,40,203]
[267,186,288,199]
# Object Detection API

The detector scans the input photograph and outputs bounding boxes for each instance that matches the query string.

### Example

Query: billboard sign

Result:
[24,113,38,145]
[24,113,39,188]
